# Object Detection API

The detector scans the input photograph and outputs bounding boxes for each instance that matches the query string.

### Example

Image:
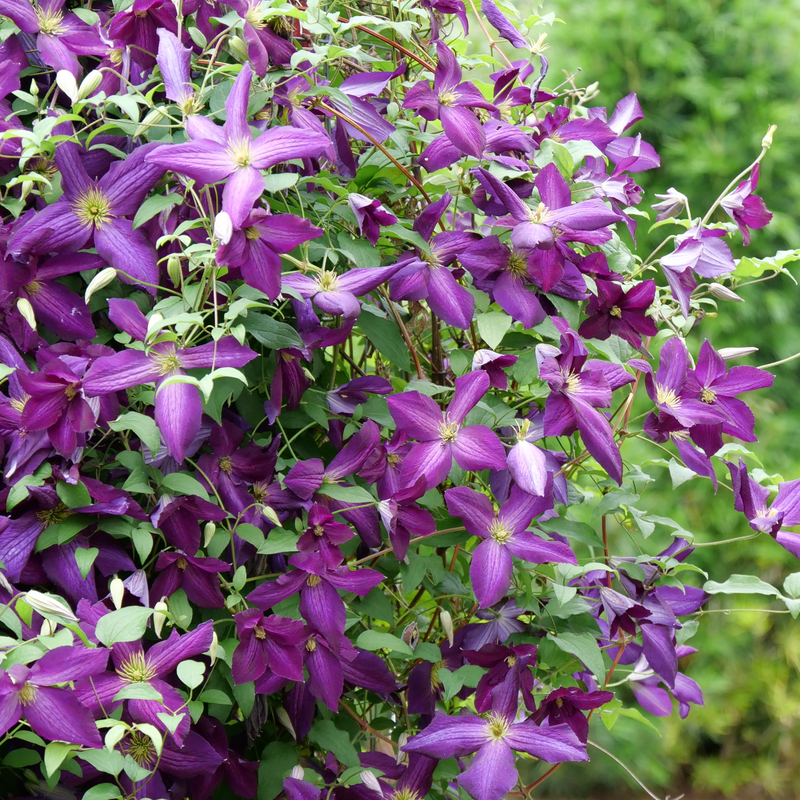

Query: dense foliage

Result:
[0,0,795,798]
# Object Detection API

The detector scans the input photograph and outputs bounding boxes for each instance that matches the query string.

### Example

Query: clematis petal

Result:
[399,440,453,491]
[445,486,495,537]
[505,720,588,762]
[402,711,488,758]
[25,686,102,747]
[94,218,160,291]
[470,538,513,608]
[452,425,507,472]
[222,166,265,229]
[459,741,517,800]
[387,390,442,441]
[155,377,203,463]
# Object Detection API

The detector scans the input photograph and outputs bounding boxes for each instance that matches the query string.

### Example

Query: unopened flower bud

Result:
[361,771,383,796]
[401,621,419,651]
[206,630,219,665]
[709,283,744,303]
[228,36,249,63]
[85,267,117,303]
[56,69,78,104]
[134,106,166,139]
[276,707,296,739]
[396,732,409,764]
[24,591,78,622]
[77,70,103,102]
[439,609,454,647]
[762,124,777,150]
[16,298,36,330]
[291,766,304,780]
[262,505,281,526]
[153,598,169,638]
[18,180,33,203]
[40,618,56,637]
[109,576,125,610]
[167,254,183,287]
[146,312,164,341]
[30,80,38,97]
[203,522,216,548]
[718,346,758,361]
[213,211,233,246]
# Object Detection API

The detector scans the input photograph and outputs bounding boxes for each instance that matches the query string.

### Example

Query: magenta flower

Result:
[445,485,576,607]
[82,299,257,461]
[216,209,322,301]
[156,27,195,111]
[403,711,587,800]
[0,645,108,747]
[231,609,305,685]
[721,164,773,245]
[7,144,165,291]
[403,41,496,157]
[147,63,329,227]
[387,371,506,491]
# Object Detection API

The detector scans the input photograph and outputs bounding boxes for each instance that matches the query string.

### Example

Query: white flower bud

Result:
[109,576,125,610]
[40,618,56,637]
[262,506,281,526]
[709,283,744,303]
[206,630,219,665]
[153,598,169,638]
[762,124,777,150]
[146,313,164,341]
[439,609,454,647]
[361,771,383,796]
[134,106,166,139]
[84,267,117,304]
[277,707,297,739]
[16,298,36,330]
[290,766,305,781]
[718,346,758,361]
[76,70,103,102]
[395,732,409,764]
[213,211,233,246]
[30,80,38,97]
[24,591,78,622]
[203,522,216,548]
[56,70,78,104]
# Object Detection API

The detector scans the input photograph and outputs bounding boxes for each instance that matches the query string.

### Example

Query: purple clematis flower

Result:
[446,485,576,607]
[82,299,257,461]
[157,27,196,113]
[532,687,614,743]
[74,621,213,744]
[387,371,506,491]
[327,375,392,416]
[538,318,634,483]
[216,209,322,302]
[403,41,496,158]
[481,0,527,48]
[147,64,329,227]
[578,279,657,349]
[7,144,165,291]
[388,192,478,329]
[151,493,229,552]
[297,504,355,568]
[226,0,295,75]
[474,163,622,253]
[472,350,519,389]
[231,608,305,685]
[727,459,800,558]
[720,164,773,245]
[465,642,538,716]
[0,645,108,747]
[108,0,179,69]
[151,551,231,608]
[348,193,398,245]
[282,263,402,319]
[464,599,526,649]
[247,552,384,645]
[0,0,106,77]
[403,710,588,800]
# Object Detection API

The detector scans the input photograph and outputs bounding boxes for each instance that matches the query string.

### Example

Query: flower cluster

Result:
[0,0,791,799]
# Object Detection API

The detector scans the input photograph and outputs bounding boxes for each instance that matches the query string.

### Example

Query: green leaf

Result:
[244,312,304,350]
[113,683,163,701]
[258,741,299,800]
[95,606,154,646]
[81,783,123,800]
[3,749,41,767]
[264,172,300,193]
[703,575,780,596]
[547,631,606,682]
[257,528,300,555]
[74,547,99,580]
[356,630,414,656]
[357,309,411,372]
[784,572,800,598]
[235,522,266,548]
[56,481,91,509]
[43,741,76,779]
[338,232,381,269]
[316,483,375,505]
[177,659,206,689]
[198,689,232,705]
[539,518,605,549]
[108,412,161,459]
[132,193,183,229]
[80,750,126,777]
[476,311,512,350]
[161,471,211,501]
[309,720,360,768]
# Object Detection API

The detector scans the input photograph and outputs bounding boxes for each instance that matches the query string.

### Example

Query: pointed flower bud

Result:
[167,254,183,287]
[77,70,103,102]
[262,506,281,526]
[207,630,219,665]
[16,297,35,329]
[440,609,454,647]
[709,283,744,303]
[85,267,117,303]
[762,124,777,149]
[24,591,78,622]
[718,346,758,361]
[361,771,383,796]
[214,211,233,246]
[56,69,78,104]
[277,707,296,739]
[203,522,216,548]
[153,598,169,638]
[109,577,125,609]
[134,107,166,139]
[291,765,304,780]
[40,618,56,636]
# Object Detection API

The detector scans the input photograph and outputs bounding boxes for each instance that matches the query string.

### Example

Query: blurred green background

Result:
[464,1,800,796]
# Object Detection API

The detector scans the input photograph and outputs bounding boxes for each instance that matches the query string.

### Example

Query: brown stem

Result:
[380,288,425,380]
[339,20,436,71]
[318,101,432,202]
[339,699,397,748]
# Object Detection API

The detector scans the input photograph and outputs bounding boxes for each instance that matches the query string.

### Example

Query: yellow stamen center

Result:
[24,281,42,297]
[700,387,717,404]
[306,638,317,652]
[219,457,233,474]
[486,712,509,740]
[438,418,460,443]
[64,382,79,400]
[244,226,261,240]
[438,90,459,107]
[307,574,322,587]
[73,187,113,229]
[528,202,551,224]
[430,661,443,691]
[124,732,157,768]
[18,683,37,706]
[244,3,267,29]
[35,6,66,35]
[387,453,401,466]
[176,556,188,570]
[227,138,253,168]
[609,305,623,318]
[655,384,681,410]
[489,519,514,544]
[317,272,340,292]
[152,348,182,376]
[313,524,325,537]
[507,251,529,278]
[117,651,157,683]
[36,503,72,527]
[563,371,581,394]
[254,625,267,640]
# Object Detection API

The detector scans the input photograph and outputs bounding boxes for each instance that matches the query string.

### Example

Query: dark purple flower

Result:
[465,642,538,717]
[226,0,295,75]
[297,504,355,568]
[403,41,496,157]
[108,0,179,69]
[151,493,229,552]
[7,144,165,291]
[231,608,305,684]
[348,193,398,245]
[216,209,322,301]
[721,164,773,245]
[151,551,230,608]
[147,64,329,227]
[532,687,614,743]
[481,0,526,48]
[387,371,506,491]
[403,710,587,800]
[446,485,575,607]
[327,375,393,415]
[578,279,657,349]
